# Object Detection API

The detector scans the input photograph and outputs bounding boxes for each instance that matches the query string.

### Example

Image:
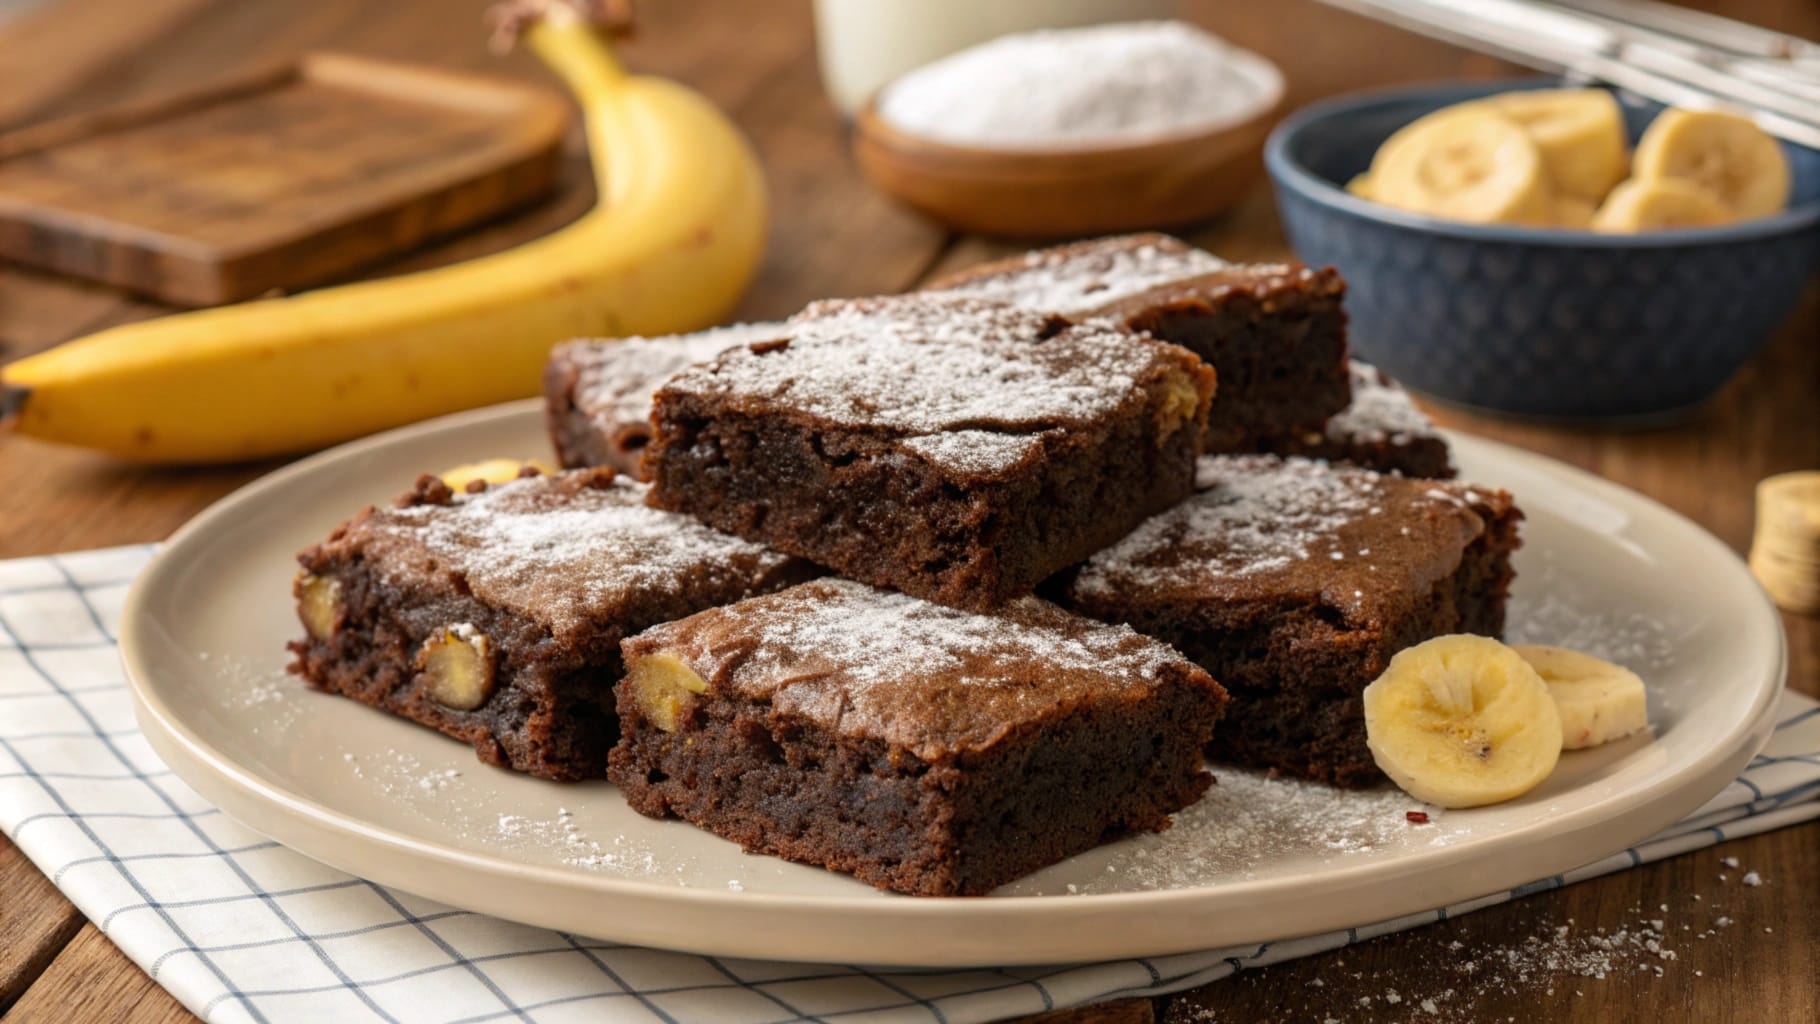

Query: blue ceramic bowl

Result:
[1265,79,1820,422]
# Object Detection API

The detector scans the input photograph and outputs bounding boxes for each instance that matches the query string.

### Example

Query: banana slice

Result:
[1511,644,1649,750]
[1554,195,1597,229]
[439,458,555,490]
[1591,178,1735,232]
[1346,173,1375,199]
[1368,106,1553,225]
[1632,108,1790,219]
[1486,89,1629,203]
[1363,634,1563,808]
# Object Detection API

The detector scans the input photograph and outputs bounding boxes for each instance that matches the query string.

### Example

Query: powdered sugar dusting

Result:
[1007,768,1456,895]
[563,323,785,429]
[1326,361,1443,445]
[748,581,1172,686]
[654,579,1191,756]
[938,238,1236,315]
[1507,547,1678,673]
[372,474,791,640]
[900,430,1044,476]
[666,294,1161,433]
[1076,456,1384,593]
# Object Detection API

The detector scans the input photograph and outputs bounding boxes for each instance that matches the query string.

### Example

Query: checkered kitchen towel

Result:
[4,547,1819,1024]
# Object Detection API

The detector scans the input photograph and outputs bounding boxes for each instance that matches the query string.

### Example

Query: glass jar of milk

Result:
[813,0,1179,115]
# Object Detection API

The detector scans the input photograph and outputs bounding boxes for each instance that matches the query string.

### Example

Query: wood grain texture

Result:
[0,837,83,1013]
[6,924,185,1024]
[1163,829,1818,1023]
[0,0,1815,1022]
[0,53,568,305]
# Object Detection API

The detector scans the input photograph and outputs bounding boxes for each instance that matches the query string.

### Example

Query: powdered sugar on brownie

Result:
[639,579,1197,756]
[561,323,786,429]
[931,238,1317,321]
[900,430,1044,476]
[662,294,1172,432]
[374,473,792,640]
[1325,362,1442,446]
[1073,455,1487,610]
[1080,457,1377,590]
[938,238,1236,315]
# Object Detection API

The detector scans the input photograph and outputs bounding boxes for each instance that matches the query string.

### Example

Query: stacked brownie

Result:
[548,234,1366,479]
[611,579,1224,896]
[293,232,1522,896]
[1059,455,1519,785]
[1257,362,1455,479]
[544,322,786,478]
[924,234,1352,451]
[288,468,814,780]
[642,293,1215,608]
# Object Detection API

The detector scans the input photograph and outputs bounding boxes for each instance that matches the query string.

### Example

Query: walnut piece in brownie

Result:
[1059,455,1520,787]
[1258,362,1455,479]
[926,233,1350,450]
[544,323,787,478]
[644,292,1216,610]
[287,468,812,781]
[609,578,1228,896]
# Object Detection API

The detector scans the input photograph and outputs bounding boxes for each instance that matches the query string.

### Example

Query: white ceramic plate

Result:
[121,400,1785,967]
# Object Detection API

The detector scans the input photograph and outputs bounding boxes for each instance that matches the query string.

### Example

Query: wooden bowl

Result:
[853,83,1283,238]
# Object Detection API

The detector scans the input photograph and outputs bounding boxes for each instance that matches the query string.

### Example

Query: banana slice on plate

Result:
[1511,644,1650,750]
[1487,88,1629,203]
[1592,177,1735,232]
[1363,634,1563,808]
[439,458,556,490]
[1632,108,1791,219]
[1346,173,1375,199]
[1368,106,1553,225]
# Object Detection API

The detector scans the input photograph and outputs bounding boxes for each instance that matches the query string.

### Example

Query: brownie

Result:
[608,578,1228,896]
[643,293,1216,611]
[1257,362,1455,479]
[1058,455,1521,787]
[286,468,813,781]
[926,233,1351,450]
[544,323,787,478]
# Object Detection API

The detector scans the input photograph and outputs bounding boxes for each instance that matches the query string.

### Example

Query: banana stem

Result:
[522,12,628,101]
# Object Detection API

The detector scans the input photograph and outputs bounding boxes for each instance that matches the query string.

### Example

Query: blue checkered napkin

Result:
[3,547,1817,1024]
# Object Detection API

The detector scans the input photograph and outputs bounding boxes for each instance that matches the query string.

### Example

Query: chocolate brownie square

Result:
[544,323,786,478]
[926,233,1351,450]
[1058,455,1520,787]
[608,578,1228,896]
[287,468,812,781]
[643,293,1215,610]
[1258,362,1455,479]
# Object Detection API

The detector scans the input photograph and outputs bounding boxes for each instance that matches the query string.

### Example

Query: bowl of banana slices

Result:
[1265,78,1820,423]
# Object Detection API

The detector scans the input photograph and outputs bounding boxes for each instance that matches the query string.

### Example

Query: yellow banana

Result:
[439,457,556,490]
[1484,89,1629,203]
[1632,108,1789,220]
[1363,634,1563,808]
[1510,644,1649,751]
[1592,177,1734,232]
[0,1,766,463]
[1367,106,1553,226]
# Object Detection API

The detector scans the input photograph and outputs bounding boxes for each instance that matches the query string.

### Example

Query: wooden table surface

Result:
[1,1,1815,1021]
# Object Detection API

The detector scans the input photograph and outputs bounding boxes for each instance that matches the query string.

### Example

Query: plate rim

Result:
[118,399,1789,965]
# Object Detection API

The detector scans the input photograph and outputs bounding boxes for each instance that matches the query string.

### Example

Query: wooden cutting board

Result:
[0,52,569,306]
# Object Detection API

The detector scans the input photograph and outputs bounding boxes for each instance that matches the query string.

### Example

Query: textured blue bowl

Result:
[1265,79,1820,422]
